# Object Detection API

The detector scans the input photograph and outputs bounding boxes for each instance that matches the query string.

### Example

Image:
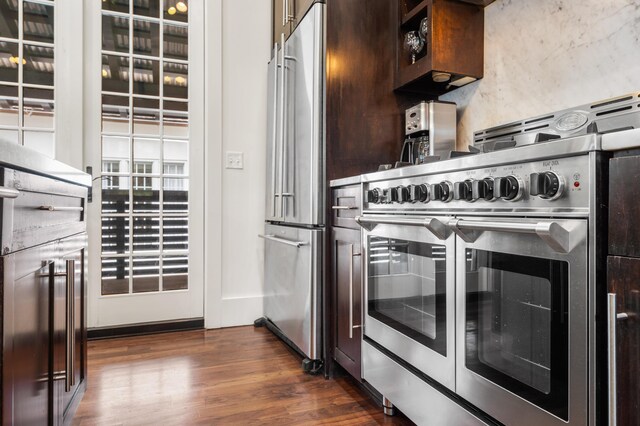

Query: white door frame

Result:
[83,0,206,328]
[203,1,223,329]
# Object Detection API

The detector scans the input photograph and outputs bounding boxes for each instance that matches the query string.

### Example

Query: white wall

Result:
[55,0,84,168]
[440,0,640,149]
[205,0,271,328]
[219,0,270,325]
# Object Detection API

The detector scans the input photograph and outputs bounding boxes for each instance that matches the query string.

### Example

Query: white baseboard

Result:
[216,295,264,328]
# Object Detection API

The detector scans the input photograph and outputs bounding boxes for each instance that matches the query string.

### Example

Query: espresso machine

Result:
[400,101,457,165]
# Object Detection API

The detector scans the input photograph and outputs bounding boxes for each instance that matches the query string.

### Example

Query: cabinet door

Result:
[609,155,640,257]
[332,226,362,379]
[608,256,640,426]
[272,0,291,45]
[52,236,86,424]
[2,242,57,426]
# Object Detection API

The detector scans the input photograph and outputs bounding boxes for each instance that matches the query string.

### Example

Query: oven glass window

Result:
[464,249,569,420]
[367,236,447,356]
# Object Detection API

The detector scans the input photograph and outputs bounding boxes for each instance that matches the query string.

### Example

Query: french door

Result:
[85,0,204,327]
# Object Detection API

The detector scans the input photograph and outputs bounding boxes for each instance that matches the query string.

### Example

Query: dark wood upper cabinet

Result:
[272,0,292,45]
[272,0,316,45]
[396,0,485,95]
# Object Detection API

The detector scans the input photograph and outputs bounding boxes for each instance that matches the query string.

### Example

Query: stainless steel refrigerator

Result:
[259,2,325,369]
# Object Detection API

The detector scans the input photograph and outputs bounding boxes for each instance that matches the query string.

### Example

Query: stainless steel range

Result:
[358,92,640,426]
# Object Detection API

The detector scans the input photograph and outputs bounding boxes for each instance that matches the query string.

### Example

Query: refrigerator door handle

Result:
[259,234,307,248]
[278,33,287,220]
[282,52,298,220]
[270,42,280,219]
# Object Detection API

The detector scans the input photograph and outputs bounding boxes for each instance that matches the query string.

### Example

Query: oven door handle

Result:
[355,216,449,240]
[448,218,572,253]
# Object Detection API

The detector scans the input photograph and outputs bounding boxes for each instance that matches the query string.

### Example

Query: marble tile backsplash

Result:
[440,0,640,150]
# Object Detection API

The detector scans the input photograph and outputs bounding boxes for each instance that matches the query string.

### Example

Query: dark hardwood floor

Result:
[73,326,414,425]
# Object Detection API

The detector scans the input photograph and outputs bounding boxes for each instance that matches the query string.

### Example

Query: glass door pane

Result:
[464,249,569,420]
[0,1,56,156]
[100,0,190,296]
[367,235,448,356]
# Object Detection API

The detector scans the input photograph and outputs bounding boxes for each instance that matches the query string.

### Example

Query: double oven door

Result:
[360,215,456,390]
[361,214,590,425]
[453,216,588,426]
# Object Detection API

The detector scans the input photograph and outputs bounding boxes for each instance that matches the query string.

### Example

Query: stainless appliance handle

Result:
[356,215,425,227]
[282,54,296,217]
[284,0,294,23]
[258,234,306,248]
[65,259,75,392]
[349,244,362,339]
[0,187,19,199]
[278,33,286,219]
[448,218,572,253]
[270,43,279,218]
[355,215,449,240]
[608,293,633,426]
[38,206,84,212]
[332,205,358,210]
[282,0,287,26]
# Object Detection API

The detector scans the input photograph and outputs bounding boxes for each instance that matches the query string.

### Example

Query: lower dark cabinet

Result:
[53,238,86,425]
[3,242,57,425]
[2,235,87,426]
[608,255,640,426]
[331,226,362,379]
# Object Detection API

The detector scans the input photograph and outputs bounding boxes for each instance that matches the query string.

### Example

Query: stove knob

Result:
[367,188,382,204]
[387,187,399,203]
[409,184,429,203]
[472,178,495,201]
[454,180,474,202]
[397,186,410,204]
[495,176,523,201]
[530,172,565,200]
[430,181,454,203]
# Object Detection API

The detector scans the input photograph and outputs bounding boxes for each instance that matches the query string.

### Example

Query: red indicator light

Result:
[574,181,580,188]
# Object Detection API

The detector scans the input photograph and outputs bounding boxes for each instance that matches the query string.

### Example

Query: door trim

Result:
[87,318,204,340]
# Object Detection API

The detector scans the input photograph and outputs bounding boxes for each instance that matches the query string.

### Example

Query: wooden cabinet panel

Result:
[2,242,57,426]
[326,0,423,181]
[332,226,362,379]
[53,237,86,425]
[609,155,640,257]
[608,255,640,426]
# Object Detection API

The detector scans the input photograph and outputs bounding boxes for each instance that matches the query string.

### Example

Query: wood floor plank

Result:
[73,326,414,425]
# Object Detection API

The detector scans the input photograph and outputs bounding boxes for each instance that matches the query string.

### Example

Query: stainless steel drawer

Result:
[1,169,87,254]
[331,185,361,230]
[363,341,489,426]
[262,223,322,360]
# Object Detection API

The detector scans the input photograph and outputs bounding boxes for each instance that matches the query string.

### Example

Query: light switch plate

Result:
[225,151,244,169]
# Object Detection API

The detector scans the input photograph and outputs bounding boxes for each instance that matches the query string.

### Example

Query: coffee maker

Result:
[400,101,457,165]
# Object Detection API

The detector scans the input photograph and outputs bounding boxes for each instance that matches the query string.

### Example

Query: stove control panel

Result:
[362,155,587,213]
